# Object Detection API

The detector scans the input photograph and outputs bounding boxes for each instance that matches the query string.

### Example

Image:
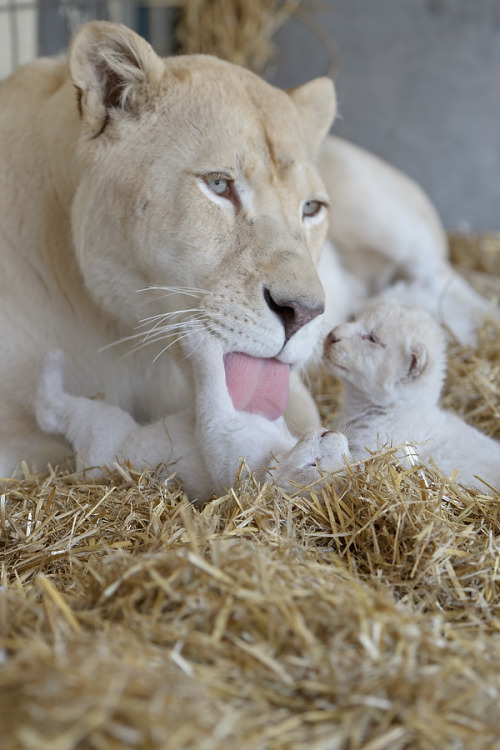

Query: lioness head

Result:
[69,22,335,384]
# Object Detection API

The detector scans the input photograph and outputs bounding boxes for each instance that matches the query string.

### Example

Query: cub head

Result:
[324,300,447,408]
[68,21,336,374]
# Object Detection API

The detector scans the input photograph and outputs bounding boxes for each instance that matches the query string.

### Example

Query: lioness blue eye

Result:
[207,175,230,195]
[303,200,322,217]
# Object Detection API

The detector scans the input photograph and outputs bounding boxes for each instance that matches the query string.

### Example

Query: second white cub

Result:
[324,299,500,491]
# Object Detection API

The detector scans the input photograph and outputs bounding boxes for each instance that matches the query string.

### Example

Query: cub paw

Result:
[273,429,350,493]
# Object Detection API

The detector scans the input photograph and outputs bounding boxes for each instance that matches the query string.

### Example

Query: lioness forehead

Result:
[157,55,311,163]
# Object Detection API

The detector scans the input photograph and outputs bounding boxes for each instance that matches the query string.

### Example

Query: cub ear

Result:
[69,21,164,136]
[407,343,427,380]
[287,77,336,158]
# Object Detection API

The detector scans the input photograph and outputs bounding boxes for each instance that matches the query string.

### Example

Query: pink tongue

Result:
[224,352,290,421]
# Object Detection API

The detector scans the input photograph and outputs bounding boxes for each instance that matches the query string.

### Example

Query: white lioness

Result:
[324,300,500,490]
[0,20,491,485]
[0,21,337,477]
[36,334,350,503]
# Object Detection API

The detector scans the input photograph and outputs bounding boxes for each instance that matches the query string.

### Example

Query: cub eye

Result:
[362,332,378,344]
[302,199,323,218]
[206,174,232,197]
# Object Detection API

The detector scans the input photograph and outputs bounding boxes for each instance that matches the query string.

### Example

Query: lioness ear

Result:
[287,77,336,158]
[69,21,164,136]
[407,344,427,380]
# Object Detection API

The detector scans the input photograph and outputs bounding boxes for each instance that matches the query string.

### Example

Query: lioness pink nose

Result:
[264,288,325,342]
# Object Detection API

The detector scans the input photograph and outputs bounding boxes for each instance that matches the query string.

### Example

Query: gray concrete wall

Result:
[269,0,500,230]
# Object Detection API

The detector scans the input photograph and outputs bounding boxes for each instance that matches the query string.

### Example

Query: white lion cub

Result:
[36,331,349,504]
[324,299,500,490]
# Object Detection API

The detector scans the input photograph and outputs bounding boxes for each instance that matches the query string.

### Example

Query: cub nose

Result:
[264,287,325,342]
[325,331,341,345]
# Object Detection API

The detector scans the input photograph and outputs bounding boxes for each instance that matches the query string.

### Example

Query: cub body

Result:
[36,335,350,503]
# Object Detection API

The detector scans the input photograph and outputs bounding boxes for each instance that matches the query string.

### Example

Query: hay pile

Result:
[2,235,500,749]
[174,0,339,78]
[175,0,288,72]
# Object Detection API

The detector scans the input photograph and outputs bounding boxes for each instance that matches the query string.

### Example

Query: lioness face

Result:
[70,23,336,369]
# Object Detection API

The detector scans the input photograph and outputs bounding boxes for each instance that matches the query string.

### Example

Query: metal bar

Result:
[7,1,19,70]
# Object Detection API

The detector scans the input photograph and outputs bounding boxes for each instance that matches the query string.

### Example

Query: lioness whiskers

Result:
[136,285,210,303]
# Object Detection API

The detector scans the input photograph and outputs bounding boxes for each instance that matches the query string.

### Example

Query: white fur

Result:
[324,299,500,491]
[320,137,496,347]
[0,22,336,478]
[0,21,495,485]
[36,330,349,504]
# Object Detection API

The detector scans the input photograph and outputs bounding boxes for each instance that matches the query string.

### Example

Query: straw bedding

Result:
[2,235,500,750]
[176,0,285,72]
[174,0,340,78]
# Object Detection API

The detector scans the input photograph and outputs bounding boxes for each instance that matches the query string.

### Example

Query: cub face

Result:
[324,300,447,407]
[69,22,336,368]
